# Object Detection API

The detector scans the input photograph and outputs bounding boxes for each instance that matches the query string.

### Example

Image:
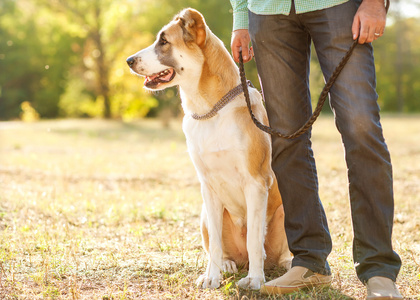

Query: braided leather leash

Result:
[239,39,358,139]
[238,0,389,139]
[191,81,252,120]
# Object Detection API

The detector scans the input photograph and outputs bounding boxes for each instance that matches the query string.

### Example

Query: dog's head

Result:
[126,8,209,90]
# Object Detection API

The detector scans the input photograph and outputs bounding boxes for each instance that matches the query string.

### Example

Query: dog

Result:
[126,8,291,290]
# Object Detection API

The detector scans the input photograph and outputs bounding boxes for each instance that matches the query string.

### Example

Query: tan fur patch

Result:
[175,9,207,48]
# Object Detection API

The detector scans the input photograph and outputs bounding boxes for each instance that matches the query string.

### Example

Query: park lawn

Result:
[0,116,419,299]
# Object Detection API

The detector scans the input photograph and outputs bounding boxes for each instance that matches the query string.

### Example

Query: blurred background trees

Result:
[0,0,419,120]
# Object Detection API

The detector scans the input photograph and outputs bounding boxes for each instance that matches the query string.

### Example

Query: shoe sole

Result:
[260,281,331,295]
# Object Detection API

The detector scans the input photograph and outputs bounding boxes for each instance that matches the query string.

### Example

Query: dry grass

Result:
[0,116,419,299]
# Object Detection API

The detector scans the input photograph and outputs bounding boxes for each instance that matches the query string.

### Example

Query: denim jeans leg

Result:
[300,0,402,283]
[249,10,332,276]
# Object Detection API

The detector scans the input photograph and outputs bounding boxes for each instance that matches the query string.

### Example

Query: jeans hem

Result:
[292,258,332,276]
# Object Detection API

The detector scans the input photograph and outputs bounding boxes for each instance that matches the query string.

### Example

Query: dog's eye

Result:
[160,35,169,45]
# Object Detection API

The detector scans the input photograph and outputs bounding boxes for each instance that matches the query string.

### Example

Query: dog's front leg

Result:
[196,184,224,289]
[237,184,267,290]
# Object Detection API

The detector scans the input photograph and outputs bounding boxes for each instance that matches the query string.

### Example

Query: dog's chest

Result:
[183,117,251,214]
[183,116,247,167]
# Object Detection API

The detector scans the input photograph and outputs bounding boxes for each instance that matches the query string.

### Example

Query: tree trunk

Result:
[93,4,111,118]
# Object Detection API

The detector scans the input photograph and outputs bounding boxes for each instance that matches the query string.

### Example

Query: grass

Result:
[0,116,419,299]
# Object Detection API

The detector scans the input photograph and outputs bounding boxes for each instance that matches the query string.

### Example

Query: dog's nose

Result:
[126,57,135,68]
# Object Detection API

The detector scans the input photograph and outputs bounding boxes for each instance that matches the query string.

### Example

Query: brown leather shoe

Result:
[366,276,403,299]
[260,266,332,295]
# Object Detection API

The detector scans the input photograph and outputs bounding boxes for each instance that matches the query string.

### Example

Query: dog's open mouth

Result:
[144,68,176,88]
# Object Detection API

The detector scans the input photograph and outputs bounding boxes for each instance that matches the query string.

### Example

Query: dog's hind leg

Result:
[237,183,267,290]
[265,204,292,270]
[199,205,210,254]
[196,186,224,289]
[200,207,241,274]
[221,209,249,273]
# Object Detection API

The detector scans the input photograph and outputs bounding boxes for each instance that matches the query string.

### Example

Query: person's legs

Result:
[249,7,332,276]
[300,0,401,283]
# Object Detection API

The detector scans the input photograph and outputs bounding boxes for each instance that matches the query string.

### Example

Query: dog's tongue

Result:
[144,69,174,86]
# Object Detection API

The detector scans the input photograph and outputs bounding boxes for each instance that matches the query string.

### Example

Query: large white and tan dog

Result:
[127,8,291,290]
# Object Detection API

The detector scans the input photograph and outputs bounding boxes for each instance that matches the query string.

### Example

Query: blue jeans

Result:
[248,0,401,283]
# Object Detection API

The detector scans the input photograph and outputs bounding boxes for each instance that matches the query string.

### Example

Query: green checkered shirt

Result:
[230,0,349,30]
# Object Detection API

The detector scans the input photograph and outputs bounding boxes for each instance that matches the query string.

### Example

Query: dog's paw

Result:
[279,258,292,270]
[196,274,221,289]
[223,259,238,273]
[237,275,264,290]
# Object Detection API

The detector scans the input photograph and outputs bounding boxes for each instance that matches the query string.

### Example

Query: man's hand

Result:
[231,29,253,63]
[352,0,387,44]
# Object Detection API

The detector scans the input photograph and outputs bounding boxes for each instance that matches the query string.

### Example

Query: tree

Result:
[33,0,113,118]
[0,0,79,119]
[375,14,420,112]
[25,0,157,120]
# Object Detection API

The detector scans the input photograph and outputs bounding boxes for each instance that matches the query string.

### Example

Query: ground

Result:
[0,116,419,299]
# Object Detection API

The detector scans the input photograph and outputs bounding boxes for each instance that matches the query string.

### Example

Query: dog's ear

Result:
[177,8,207,48]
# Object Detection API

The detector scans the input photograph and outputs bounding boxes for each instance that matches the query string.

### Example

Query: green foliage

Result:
[375,17,420,112]
[0,0,419,120]
[59,78,103,118]
[0,0,80,119]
